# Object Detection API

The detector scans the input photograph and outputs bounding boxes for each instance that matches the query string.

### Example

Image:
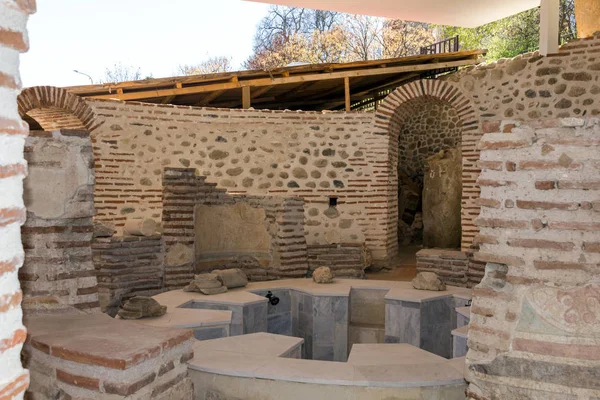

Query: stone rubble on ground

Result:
[117,296,167,319]
[184,273,228,295]
[213,268,248,289]
[412,272,447,291]
[313,266,335,284]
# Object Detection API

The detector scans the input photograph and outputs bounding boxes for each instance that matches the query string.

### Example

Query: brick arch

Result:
[17,86,98,131]
[367,79,481,263]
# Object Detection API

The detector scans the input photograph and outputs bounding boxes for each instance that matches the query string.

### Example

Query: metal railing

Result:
[420,35,460,55]
[419,35,461,79]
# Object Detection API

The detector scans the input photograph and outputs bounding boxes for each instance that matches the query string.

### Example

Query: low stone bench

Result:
[152,278,471,361]
[131,308,233,340]
[188,334,467,400]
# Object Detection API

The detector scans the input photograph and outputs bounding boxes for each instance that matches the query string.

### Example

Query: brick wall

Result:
[0,1,35,398]
[162,168,308,288]
[376,34,600,260]
[307,243,370,278]
[20,130,98,313]
[80,102,395,264]
[416,249,469,287]
[92,235,164,316]
[466,118,600,399]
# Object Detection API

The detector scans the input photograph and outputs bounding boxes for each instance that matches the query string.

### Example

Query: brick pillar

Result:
[0,0,36,398]
[467,118,600,399]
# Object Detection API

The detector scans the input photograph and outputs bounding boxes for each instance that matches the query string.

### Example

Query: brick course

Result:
[0,1,35,397]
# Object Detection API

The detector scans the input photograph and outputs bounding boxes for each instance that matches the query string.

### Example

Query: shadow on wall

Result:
[391,95,463,249]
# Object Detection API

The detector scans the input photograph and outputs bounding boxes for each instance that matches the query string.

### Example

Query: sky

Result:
[20,0,271,87]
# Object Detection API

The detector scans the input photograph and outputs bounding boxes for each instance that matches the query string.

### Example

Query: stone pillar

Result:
[575,0,600,38]
[0,0,36,398]
[422,148,462,249]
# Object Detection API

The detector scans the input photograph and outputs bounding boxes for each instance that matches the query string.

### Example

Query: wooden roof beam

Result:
[197,90,226,106]
[87,58,482,101]
[251,85,274,99]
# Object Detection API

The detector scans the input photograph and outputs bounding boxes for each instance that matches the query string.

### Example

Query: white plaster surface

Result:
[188,333,465,388]
[132,308,232,329]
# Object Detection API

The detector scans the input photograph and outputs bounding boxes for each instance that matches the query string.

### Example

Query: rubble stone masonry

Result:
[466,118,600,399]
[0,1,35,398]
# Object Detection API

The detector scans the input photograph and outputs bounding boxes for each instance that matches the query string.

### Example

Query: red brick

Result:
[534,260,588,270]
[471,305,494,317]
[558,180,600,190]
[0,290,22,313]
[56,369,100,391]
[473,234,498,245]
[516,200,579,211]
[0,328,26,353]
[0,257,21,277]
[0,28,28,52]
[548,221,600,231]
[482,121,501,133]
[477,160,502,170]
[0,372,29,399]
[0,207,26,227]
[514,338,600,361]
[473,252,525,266]
[476,198,501,208]
[478,179,516,188]
[583,242,600,253]
[535,181,557,190]
[503,123,516,133]
[104,372,156,396]
[13,0,37,13]
[518,161,581,170]
[478,139,532,150]
[0,71,19,90]
[508,238,574,251]
[476,218,529,229]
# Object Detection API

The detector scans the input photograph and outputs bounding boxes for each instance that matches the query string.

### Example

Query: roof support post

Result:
[539,0,560,55]
[344,77,351,112]
[242,86,251,109]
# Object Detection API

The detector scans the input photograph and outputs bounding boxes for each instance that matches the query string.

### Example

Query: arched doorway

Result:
[17,86,97,131]
[372,79,480,262]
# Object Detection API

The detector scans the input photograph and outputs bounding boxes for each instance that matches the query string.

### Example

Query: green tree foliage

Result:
[440,0,577,60]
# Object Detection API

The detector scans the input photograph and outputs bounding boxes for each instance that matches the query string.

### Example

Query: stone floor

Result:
[367,245,420,282]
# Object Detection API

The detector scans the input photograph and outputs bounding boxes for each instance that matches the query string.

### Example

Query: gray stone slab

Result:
[420,297,453,358]
[385,300,420,348]
[453,335,468,358]
[194,326,229,341]
[267,312,292,336]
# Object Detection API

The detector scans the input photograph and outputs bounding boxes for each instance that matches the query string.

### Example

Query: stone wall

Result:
[375,34,600,257]
[307,243,369,278]
[162,168,308,287]
[466,118,600,399]
[396,97,462,177]
[0,1,35,397]
[20,130,98,312]
[82,102,396,263]
[92,235,164,315]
